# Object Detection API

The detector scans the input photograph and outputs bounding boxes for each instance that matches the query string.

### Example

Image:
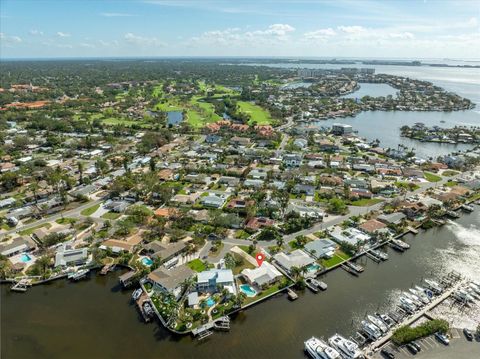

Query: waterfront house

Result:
[330,227,371,246]
[147,265,194,299]
[304,238,337,259]
[54,244,89,267]
[377,212,406,225]
[241,261,283,288]
[0,237,35,257]
[196,269,237,295]
[274,249,315,272]
[331,123,353,136]
[358,219,388,234]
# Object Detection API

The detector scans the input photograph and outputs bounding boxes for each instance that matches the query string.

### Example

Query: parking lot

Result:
[372,328,480,359]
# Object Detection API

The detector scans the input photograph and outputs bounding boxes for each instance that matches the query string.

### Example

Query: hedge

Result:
[392,319,449,345]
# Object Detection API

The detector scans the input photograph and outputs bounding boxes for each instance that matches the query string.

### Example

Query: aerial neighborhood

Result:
[1,61,480,341]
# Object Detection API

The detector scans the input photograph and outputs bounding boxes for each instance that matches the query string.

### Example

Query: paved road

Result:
[1,198,104,236]
[372,329,480,359]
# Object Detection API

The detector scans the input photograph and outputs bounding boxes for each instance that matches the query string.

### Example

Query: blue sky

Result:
[1,0,479,58]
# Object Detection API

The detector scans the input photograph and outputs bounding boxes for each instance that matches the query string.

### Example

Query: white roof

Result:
[197,269,234,285]
[274,249,315,270]
[242,261,282,286]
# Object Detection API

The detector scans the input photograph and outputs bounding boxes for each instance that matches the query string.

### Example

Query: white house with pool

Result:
[273,249,316,273]
[241,261,283,289]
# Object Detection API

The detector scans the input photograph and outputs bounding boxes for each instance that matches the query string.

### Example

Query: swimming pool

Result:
[206,298,215,307]
[141,257,153,266]
[306,263,320,272]
[20,254,32,263]
[239,284,257,297]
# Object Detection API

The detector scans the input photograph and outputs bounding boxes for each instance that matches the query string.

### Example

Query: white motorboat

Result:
[132,288,143,301]
[399,296,417,313]
[409,288,430,304]
[305,337,341,359]
[469,283,480,295]
[424,279,443,294]
[375,313,395,327]
[361,320,382,340]
[416,285,434,299]
[453,289,474,303]
[370,249,388,261]
[367,315,388,333]
[403,291,423,307]
[328,333,364,359]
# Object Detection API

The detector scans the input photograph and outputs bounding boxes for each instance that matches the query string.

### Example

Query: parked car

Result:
[406,343,418,354]
[463,328,473,341]
[435,332,450,345]
[410,341,421,352]
[381,348,395,359]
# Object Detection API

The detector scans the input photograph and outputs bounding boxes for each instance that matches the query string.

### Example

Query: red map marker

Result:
[255,253,265,267]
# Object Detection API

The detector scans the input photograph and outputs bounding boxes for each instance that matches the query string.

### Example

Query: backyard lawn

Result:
[187,259,207,272]
[320,250,351,268]
[349,198,383,206]
[55,217,77,225]
[424,172,442,182]
[80,203,100,216]
[19,223,52,236]
[101,211,122,220]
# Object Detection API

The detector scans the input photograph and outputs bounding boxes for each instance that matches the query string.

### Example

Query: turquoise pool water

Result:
[141,257,153,266]
[206,298,215,307]
[20,254,32,263]
[239,284,257,297]
[306,263,320,272]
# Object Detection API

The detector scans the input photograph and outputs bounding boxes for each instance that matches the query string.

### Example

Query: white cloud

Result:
[304,28,336,40]
[338,25,367,34]
[263,24,295,36]
[80,43,95,48]
[389,32,414,39]
[56,32,71,38]
[124,33,165,47]
[100,12,135,17]
[0,33,22,46]
[29,30,44,36]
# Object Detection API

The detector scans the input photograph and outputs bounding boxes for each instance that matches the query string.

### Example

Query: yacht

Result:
[391,239,410,249]
[403,291,423,307]
[375,313,395,327]
[328,334,364,359]
[453,290,474,303]
[367,315,388,333]
[132,288,143,301]
[361,320,382,340]
[469,283,480,295]
[416,285,434,299]
[424,279,443,294]
[409,288,430,304]
[370,249,388,260]
[304,337,341,359]
[399,296,417,313]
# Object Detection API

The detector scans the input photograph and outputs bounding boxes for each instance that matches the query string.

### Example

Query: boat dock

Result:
[100,263,115,275]
[10,279,31,292]
[366,252,382,263]
[407,226,419,234]
[341,264,359,276]
[364,278,465,354]
[192,316,231,339]
[287,288,298,300]
[136,293,152,323]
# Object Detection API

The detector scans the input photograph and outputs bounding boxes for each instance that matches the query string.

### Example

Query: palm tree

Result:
[77,161,84,185]
[290,266,301,280]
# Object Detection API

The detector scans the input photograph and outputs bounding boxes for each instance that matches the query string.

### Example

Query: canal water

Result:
[2,210,479,359]
[341,83,398,99]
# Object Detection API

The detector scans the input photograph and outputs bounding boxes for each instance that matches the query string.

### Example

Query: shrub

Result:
[392,319,449,345]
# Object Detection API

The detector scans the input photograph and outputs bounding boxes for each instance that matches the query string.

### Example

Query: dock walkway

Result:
[365,280,465,355]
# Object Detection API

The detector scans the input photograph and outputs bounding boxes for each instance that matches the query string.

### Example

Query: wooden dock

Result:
[287,288,298,300]
[100,263,115,275]
[10,279,31,292]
